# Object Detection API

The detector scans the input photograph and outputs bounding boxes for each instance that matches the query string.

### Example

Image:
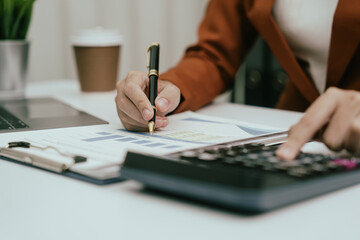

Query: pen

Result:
[146,42,160,134]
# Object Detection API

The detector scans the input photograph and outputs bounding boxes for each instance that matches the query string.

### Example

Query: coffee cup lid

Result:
[71,27,123,46]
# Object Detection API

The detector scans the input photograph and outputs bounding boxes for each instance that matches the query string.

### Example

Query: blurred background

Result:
[26,0,287,107]
[27,0,208,83]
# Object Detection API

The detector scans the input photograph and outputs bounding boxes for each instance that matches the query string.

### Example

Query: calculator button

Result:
[275,161,301,170]
[331,158,357,170]
[287,167,309,177]
[300,157,313,165]
[260,146,273,152]
[325,162,343,171]
[225,150,237,157]
[234,155,247,163]
[247,153,259,160]
[180,151,199,159]
[218,147,230,154]
[197,153,219,162]
[267,156,281,163]
[310,163,326,172]
[204,149,218,154]
[244,143,264,149]
[261,151,275,157]
[235,148,249,155]
[231,145,245,151]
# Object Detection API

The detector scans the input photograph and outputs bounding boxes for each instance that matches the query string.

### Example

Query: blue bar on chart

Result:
[132,140,151,144]
[82,135,124,142]
[82,130,182,150]
[162,145,180,149]
[146,143,166,147]
[96,132,112,136]
[115,137,137,142]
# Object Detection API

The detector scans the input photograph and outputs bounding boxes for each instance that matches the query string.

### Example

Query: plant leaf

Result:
[10,0,35,39]
[17,0,35,39]
[0,0,3,39]
[2,0,15,39]
[1,0,35,40]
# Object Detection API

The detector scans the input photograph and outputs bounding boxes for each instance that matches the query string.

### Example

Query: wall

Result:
[26,0,209,82]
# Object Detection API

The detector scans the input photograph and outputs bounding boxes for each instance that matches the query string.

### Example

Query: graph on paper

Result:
[1,111,285,173]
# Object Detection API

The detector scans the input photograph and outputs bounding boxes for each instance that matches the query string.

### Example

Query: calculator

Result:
[121,142,360,213]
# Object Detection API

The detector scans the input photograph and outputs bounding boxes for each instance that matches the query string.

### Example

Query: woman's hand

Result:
[277,87,360,160]
[115,71,181,131]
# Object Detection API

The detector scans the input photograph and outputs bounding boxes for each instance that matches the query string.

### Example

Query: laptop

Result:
[0,97,107,133]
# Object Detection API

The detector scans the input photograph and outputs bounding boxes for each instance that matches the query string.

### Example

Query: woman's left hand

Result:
[277,87,360,160]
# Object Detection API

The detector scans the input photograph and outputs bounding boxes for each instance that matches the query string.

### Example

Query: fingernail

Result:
[142,109,152,120]
[155,119,163,128]
[163,118,169,127]
[157,98,168,111]
[276,145,295,160]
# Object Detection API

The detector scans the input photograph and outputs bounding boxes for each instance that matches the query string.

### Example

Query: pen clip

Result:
[146,45,151,69]
[146,42,160,69]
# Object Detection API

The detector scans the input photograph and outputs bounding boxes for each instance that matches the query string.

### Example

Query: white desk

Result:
[1,80,359,240]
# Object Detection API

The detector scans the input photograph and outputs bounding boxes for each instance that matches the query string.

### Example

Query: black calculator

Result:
[121,142,360,213]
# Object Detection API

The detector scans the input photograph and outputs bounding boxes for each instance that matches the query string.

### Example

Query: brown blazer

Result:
[160,0,360,113]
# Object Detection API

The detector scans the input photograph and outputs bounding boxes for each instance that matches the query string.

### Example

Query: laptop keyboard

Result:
[0,106,29,130]
[171,143,359,178]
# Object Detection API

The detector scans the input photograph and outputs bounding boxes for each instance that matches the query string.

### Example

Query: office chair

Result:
[232,37,288,108]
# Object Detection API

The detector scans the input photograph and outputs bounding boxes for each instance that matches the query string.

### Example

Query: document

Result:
[0,111,285,180]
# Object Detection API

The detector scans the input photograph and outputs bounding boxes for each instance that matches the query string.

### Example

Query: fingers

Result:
[156,80,181,116]
[116,88,147,124]
[321,91,360,151]
[343,106,360,153]
[276,87,341,160]
[277,88,360,160]
[343,125,360,153]
[115,71,180,131]
[117,109,168,132]
[121,71,154,121]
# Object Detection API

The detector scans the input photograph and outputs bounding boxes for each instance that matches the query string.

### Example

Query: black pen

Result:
[147,42,160,134]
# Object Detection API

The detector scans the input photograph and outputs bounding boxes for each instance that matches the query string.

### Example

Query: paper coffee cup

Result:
[71,27,123,92]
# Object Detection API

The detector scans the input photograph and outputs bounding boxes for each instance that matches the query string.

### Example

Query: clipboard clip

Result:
[0,141,87,173]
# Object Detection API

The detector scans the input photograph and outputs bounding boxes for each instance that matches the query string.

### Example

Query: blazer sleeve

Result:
[160,0,258,113]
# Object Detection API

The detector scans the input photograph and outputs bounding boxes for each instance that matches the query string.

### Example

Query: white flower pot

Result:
[0,40,29,100]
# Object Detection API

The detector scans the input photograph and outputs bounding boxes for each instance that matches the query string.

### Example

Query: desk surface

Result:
[1,80,359,240]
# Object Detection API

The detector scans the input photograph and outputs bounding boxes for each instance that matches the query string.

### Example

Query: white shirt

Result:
[273,0,339,93]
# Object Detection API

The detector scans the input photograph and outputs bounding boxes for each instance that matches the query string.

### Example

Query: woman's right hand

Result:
[115,71,181,131]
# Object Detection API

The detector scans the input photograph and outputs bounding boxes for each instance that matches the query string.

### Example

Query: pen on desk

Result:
[146,42,160,134]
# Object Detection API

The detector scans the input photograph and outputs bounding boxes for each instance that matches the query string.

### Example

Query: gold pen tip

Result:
[148,121,155,135]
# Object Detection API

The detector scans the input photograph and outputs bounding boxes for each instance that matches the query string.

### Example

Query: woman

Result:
[115,0,360,160]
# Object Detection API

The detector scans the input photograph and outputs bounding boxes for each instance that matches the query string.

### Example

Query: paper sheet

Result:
[0,111,284,179]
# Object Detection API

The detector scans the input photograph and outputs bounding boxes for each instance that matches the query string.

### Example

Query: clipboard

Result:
[0,141,125,185]
[0,156,124,185]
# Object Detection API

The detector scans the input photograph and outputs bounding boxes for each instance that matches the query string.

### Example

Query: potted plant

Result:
[0,0,36,99]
